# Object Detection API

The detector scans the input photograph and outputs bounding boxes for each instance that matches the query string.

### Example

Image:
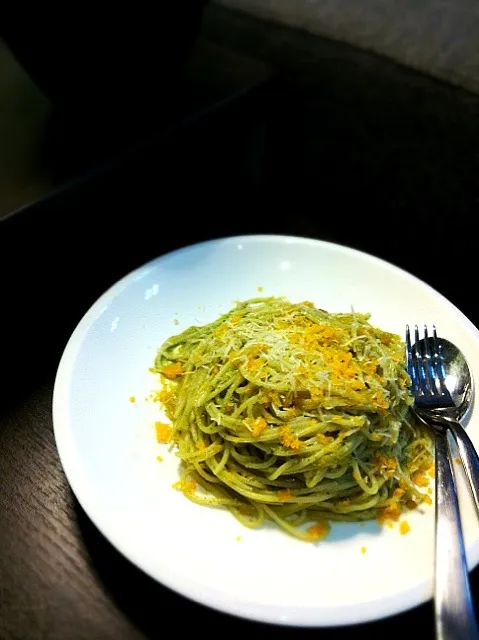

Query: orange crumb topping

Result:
[155,386,176,413]
[412,471,429,487]
[156,388,171,403]
[307,521,330,541]
[243,417,268,437]
[378,503,401,524]
[155,422,172,443]
[399,521,411,535]
[317,433,334,445]
[375,453,397,478]
[161,362,184,379]
[173,479,197,494]
[279,426,304,450]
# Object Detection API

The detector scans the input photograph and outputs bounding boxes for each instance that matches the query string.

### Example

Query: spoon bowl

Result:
[433,337,474,425]
[420,337,479,430]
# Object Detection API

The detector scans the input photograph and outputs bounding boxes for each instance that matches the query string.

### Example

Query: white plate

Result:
[53,234,479,627]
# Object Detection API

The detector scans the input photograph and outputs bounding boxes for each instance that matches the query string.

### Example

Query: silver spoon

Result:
[412,335,478,640]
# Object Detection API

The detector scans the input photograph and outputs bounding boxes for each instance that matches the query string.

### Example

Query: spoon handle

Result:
[447,420,479,517]
[435,432,479,640]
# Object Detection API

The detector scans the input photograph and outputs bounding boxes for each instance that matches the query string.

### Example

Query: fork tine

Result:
[422,325,439,394]
[415,324,430,395]
[432,325,449,395]
[406,325,419,394]
[407,323,455,410]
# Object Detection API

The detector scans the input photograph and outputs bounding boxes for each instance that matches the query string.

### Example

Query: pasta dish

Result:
[152,297,433,541]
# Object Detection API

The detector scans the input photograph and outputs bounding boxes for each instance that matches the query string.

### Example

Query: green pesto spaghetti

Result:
[152,297,434,542]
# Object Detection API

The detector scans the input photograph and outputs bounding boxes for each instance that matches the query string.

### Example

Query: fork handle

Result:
[435,431,479,640]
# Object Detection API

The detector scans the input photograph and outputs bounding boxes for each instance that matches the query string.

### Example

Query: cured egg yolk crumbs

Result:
[377,503,401,525]
[399,521,411,535]
[375,453,396,478]
[161,362,184,379]
[257,286,263,292]
[247,356,262,372]
[155,422,172,443]
[243,416,268,437]
[360,546,367,554]
[279,426,304,450]
[371,391,390,410]
[156,456,163,462]
[307,521,330,541]
[155,387,176,412]
[277,489,293,502]
[173,479,197,495]
[317,433,334,445]
[412,471,429,487]
[128,396,136,403]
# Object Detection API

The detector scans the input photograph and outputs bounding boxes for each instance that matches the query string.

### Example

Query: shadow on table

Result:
[74,498,437,640]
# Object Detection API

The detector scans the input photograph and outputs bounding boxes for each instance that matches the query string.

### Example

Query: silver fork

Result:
[406,325,479,640]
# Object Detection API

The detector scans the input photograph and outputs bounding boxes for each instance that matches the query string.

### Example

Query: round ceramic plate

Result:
[53,235,479,627]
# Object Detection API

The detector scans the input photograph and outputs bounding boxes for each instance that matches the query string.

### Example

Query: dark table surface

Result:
[2,5,479,639]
